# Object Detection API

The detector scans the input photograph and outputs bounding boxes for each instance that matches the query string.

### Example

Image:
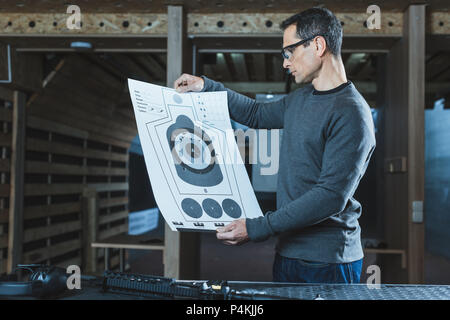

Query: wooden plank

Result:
[91,233,163,250]
[27,59,137,134]
[0,184,10,197]
[24,202,81,220]
[23,239,81,264]
[31,111,135,144]
[99,197,128,208]
[99,210,128,225]
[0,233,7,248]
[24,183,128,196]
[62,54,124,92]
[165,5,200,280]
[98,224,128,241]
[384,5,425,284]
[87,132,131,150]
[34,83,134,132]
[0,208,7,223]
[55,256,82,270]
[27,115,88,140]
[29,102,137,141]
[81,188,98,274]
[0,159,9,172]
[25,161,128,176]
[25,184,83,196]
[0,108,12,122]
[188,12,403,35]
[7,90,25,273]
[0,12,405,36]
[0,133,11,146]
[26,138,128,162]
[23,220,81,243]
[0,13,168,35]
[92,242,164,250]
[406,5,425,284]
[89,183,128,192]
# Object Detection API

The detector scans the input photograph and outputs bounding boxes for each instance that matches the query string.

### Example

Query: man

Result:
[174,8,376,284]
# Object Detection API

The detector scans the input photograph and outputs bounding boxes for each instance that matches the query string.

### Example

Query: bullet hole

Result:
[242,22,247,27]
[99,22,104,27]
[265,20,273,28]
[388,21,393,26]
[194,22,199,27]
[147,22,152,26]
[53,21,57,27]
[29,21,35,28]
[217,20,224,28]
[439,21,444,27]
[122,20,129,28]
[340,21,345,26]
[7,21,12,26]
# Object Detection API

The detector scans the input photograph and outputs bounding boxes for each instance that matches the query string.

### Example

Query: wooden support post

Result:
[7,91,26,273]
[384,4,425,284]
[81,188,98,274]
[405,5,425,285]
[164,5,200,280]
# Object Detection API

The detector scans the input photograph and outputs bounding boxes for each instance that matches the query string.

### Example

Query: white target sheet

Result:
[128,79,263,231]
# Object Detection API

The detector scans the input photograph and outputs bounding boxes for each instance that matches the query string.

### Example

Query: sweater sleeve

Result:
[246,103,376,242]
[201,75,288,129]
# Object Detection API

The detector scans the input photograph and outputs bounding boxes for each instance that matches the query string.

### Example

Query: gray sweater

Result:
[201,76,376,263]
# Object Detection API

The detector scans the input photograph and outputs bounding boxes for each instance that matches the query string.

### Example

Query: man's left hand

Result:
[216,219,249,246]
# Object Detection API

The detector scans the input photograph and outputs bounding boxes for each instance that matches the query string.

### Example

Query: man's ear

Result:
[315,36,327,57]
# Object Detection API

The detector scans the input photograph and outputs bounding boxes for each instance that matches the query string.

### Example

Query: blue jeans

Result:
[273,253,363,284]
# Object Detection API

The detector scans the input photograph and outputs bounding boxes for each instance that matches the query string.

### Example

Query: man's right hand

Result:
[173,74,204,93]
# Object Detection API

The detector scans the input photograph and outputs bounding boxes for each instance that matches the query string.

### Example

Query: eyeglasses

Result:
[281,35,323,60]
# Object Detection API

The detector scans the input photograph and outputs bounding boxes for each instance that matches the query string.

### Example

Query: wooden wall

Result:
[0,53,139,274]
[0,89,13,274]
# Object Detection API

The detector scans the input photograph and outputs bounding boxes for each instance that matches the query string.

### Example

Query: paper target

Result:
[128,79,263,231]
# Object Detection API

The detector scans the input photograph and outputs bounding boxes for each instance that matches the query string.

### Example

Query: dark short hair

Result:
[280,7,343,56]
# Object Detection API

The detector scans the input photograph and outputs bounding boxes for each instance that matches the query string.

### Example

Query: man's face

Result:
[282,24,321,84]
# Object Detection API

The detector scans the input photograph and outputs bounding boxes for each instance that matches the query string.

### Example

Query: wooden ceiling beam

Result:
[0,0,448,14]
[0,11,449,41]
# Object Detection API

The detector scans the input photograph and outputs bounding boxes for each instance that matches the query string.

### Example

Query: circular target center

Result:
[174,132,212,171]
